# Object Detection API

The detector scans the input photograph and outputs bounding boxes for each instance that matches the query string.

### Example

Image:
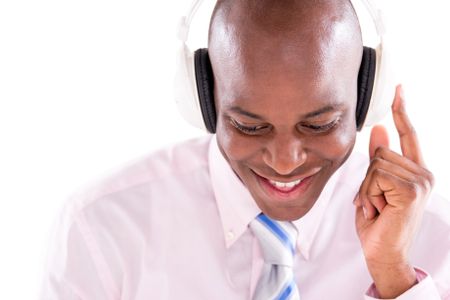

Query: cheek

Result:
[309,120,356,161]
[216,117,262,163]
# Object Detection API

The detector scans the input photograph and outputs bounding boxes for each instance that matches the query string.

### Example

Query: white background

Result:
[0,0,448,298]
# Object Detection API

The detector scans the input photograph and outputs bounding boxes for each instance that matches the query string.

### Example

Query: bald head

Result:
[208,0,363,95]
[208,0,362,39]
[208,0,362,52]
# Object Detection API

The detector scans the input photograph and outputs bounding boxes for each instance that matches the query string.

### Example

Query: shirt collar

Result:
[208,135,261,249]
[208,135,343,260]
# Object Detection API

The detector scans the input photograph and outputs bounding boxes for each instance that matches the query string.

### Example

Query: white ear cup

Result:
[353,2,395,128]
[174,42,207,131]
[363,38,395,127]
[174,16,207,131]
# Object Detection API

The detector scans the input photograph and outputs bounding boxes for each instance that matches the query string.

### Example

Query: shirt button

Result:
[226,231,235,240]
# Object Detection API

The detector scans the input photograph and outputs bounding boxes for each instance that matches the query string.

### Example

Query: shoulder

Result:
[50,135,214,270]
[63,135,213,219]
[42,136,213,296]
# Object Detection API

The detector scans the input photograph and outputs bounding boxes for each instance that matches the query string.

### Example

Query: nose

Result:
[262,133,307,175]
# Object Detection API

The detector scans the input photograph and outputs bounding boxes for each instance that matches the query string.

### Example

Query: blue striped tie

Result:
[250,213,300,300]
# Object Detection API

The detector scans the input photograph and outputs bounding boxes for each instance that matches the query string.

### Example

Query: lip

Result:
[253,169,320,201]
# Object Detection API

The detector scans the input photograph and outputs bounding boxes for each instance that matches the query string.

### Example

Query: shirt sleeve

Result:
[39,201,116,300]
[363,268,442,300]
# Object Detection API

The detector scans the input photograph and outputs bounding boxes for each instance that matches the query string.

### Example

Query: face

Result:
[209,5,362,221]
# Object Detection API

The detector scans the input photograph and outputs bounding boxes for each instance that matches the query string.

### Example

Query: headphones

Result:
[174,0,394,133]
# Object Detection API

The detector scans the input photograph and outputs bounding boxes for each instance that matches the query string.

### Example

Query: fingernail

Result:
[394,85,406,111]
[363,206,368,219]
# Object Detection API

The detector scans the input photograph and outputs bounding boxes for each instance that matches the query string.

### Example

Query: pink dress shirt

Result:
[40,135,450,299]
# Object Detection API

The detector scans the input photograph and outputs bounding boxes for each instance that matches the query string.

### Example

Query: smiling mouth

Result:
[252,168,321,199]
[267,178,303,192]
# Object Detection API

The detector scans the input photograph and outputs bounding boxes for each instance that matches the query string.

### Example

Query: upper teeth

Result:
[269,179,302,188]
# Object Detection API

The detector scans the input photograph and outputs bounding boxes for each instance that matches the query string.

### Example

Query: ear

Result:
[369,125,389,159]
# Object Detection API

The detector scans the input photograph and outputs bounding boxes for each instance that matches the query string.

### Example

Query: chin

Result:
[263,206,312,222]
[252,192,319,221]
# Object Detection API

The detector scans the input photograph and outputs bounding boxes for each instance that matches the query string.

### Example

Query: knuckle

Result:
[407,181,421,200]
[416,176,428,191]
[374,146,383,157]
[370,157,384,170]
[374,146,389,158]
[372,167,385,178]
[399,124,416,139]
[417,168,435,191]
[408,126,418,139]
[425,169,436,189]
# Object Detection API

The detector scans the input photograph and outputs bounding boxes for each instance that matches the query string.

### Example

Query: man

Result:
[40,0,450,299]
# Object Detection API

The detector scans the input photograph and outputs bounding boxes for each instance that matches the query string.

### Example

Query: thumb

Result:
[369,125,389,159]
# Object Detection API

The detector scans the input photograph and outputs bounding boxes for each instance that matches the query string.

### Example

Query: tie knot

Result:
[250,213,298,267]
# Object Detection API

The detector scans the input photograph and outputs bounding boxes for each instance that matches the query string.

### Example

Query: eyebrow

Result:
[229,106,265,120]
[228,104,339,120]
[303,105,337,119]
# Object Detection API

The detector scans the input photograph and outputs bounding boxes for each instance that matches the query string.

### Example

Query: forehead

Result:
[210,39,358,116]
[208,0,362,113]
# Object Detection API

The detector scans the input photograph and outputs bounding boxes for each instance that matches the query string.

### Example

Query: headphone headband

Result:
[177,0,203,42]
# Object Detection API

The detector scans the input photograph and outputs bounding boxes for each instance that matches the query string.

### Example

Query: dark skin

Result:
[209,0,361,221]
[208,0,434,298]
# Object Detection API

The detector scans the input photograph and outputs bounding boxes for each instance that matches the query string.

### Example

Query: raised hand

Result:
[354,85,434,298]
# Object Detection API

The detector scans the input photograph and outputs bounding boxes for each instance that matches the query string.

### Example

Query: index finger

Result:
[391,84,426,166]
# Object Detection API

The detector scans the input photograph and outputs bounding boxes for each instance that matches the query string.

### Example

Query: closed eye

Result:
[300,118,340,133]
[230,119,270,135]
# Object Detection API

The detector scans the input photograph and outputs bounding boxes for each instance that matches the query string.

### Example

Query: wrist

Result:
[367,261,418,299]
